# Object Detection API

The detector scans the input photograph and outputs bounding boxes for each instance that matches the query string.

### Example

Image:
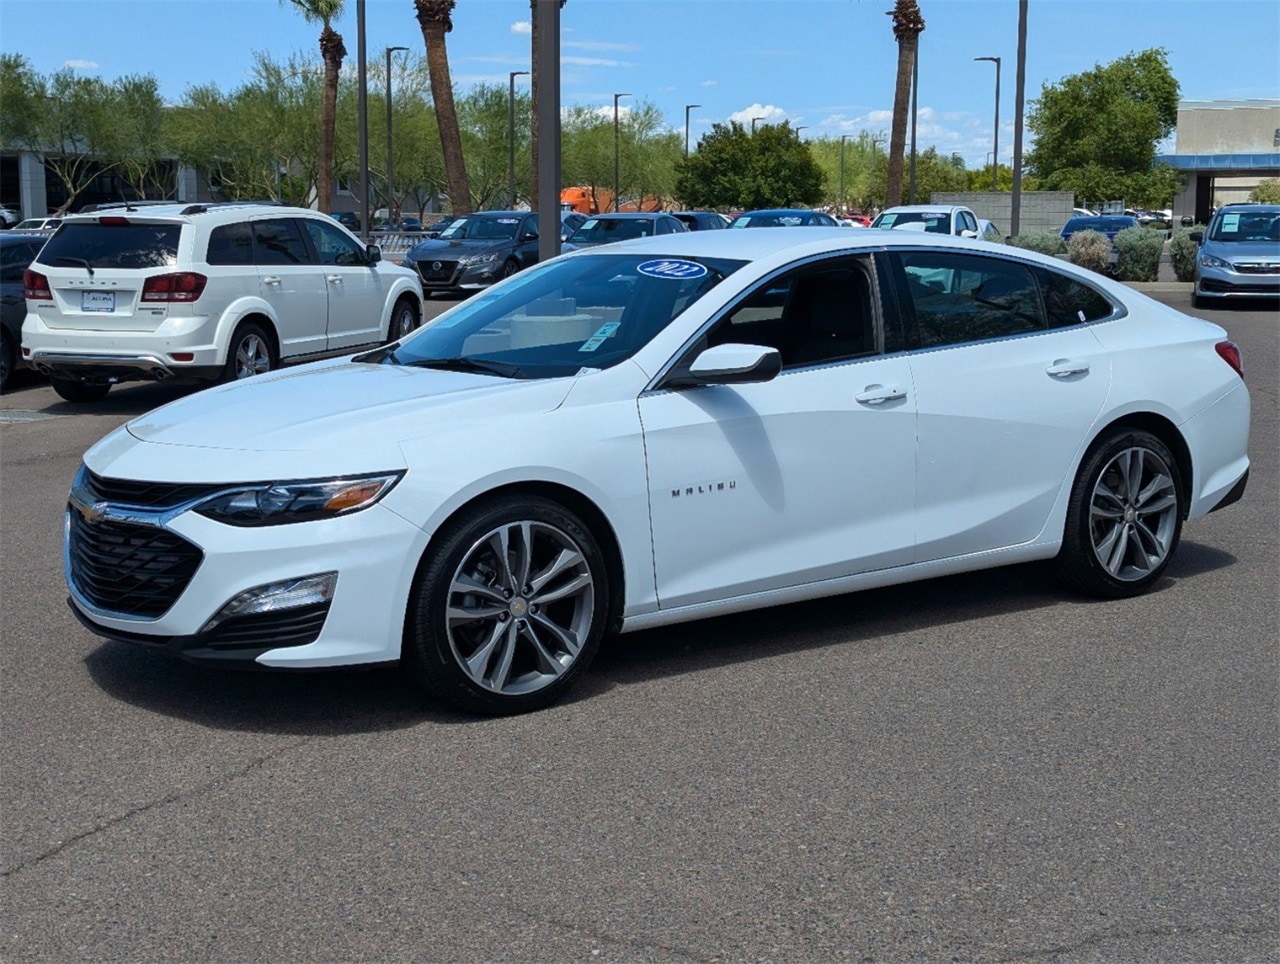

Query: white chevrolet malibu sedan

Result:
[66,230,1251,715]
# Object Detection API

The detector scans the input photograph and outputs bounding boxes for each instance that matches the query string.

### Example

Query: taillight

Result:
[98,216,130,226]
[1215,340,1244,378]
[23,269,51,300]
[141,272,207,303]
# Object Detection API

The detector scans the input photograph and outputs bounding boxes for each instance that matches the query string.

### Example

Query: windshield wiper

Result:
[56,256,95,278]
[406,357,524,378]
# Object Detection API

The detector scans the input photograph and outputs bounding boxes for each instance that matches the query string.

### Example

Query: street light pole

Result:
[613,92,630,212]
[793,126,807,139]
[751,116,763,134]
[684,103,700,158]
[975,55,1001,191]
[356,0,368,239]
[508,70,529,208]
[839,134,851,214]
[384,45,409,225]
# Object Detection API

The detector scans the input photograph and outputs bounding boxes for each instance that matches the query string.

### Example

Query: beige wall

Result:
[1175,101,1280,154]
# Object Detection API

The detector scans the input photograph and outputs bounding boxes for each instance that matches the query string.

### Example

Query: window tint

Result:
[1,241,42,281]
[37,222,180,269]
[1035,267,1115,327]
[896,251,1046,348]
[707,256,879,368]
[301,218,366,266]
[253,219,312,266]
[205,222,253,266]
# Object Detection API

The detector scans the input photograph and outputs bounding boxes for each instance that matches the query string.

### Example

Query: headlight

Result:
[1199,254,1231,270]
[195,473,403,527]
[459,251,500,266]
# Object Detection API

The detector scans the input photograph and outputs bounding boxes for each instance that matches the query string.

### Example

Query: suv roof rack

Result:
[178,200,287,216]
[78,199,178,213]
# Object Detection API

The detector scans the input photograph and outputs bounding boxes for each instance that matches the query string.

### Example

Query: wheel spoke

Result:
[447,601,505,626]
[530,610,581,658]
[450,572,507,605]
[1122,449,1143,501]
[512,522,534,592]
[1105,524,1130,575]
[464,619,508,680]
[1090,502,1125,522]
[532,572,592,606]
[486,622,519,690]
[521,621,568,677]
[529,547,586,595]
[1132,518,1166,565]
[485,528,517,591]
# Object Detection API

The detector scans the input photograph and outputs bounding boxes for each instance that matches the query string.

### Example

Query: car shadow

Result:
[82,542,1238,732]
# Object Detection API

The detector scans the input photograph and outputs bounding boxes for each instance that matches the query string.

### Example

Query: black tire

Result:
[501,259,520,280]
[403,494,610,715]
[1054,428,1184,598]
[386,296,420,343]
[0,331,13,393]
[51,377,111,403]
[221,321,275,383]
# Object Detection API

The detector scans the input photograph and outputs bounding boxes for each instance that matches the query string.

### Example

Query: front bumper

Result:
[410,258,504,292]
[67,500,429,668]
[1194,265,1280,298]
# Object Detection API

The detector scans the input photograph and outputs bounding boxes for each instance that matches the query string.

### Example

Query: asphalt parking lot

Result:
[1,290,1276,962]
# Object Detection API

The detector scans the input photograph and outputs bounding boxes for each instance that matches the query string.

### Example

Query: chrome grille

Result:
[81,469,224,509]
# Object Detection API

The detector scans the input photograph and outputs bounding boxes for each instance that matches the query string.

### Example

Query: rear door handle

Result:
[327,275,343,285]
[855,385,907,405]
[262,276,282,287]
[1046,358,1090,378]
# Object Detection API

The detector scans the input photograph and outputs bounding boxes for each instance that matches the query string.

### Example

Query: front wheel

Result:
[387,296,420,343]
[0,332,13,392]
[403,494,610,715]
[501,259,520,280]
[1055,429,1184,598]
[51,377,111,403]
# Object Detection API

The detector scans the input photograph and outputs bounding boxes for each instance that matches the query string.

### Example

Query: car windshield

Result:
[439,216,523,242]
[36,221,181,269]
[360,253,746,379]
[874,211,951,233]
[570,218,655,243]
[1208,210,1280,243]
[730,214,808,228]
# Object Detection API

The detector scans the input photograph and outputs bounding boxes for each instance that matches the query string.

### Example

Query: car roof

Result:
[583,212,666,220]
[58,201,319,225]
[739,208,822,217]
[877,205,968,214]
[0,232,47,245]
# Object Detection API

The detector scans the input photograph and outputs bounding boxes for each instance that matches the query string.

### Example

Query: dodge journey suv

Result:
[22,202,423,402]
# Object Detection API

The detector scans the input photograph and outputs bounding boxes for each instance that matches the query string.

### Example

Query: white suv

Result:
[871,204,981,238]
[22,202,423,402]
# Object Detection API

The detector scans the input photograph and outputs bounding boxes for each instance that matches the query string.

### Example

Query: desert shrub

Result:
[1168,226,1205,282]
[1066,229,1113,275]
[1006,232,1066,256]
[1114,226,1164,281]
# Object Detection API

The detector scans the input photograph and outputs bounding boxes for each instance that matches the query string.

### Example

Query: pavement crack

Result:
[996,921,1279,961]
[1,738,312,878]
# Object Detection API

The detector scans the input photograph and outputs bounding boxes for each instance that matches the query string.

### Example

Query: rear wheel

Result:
[1055,429,1184,598]
[0,332,13,392]
[51,377,111,403]
[403,494,610,715]
[387,296,420,343]
[221,321,274,383]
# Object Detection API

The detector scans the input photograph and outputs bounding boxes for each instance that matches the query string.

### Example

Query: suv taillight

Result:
[1215,340,1244,379]
[23,269,51,300]
[141,272,207,303]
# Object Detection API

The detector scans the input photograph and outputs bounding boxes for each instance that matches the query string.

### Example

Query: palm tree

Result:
[529,0,566,212]
[886,0,924,207]
[414,0,471,214]
[282,0,346,214]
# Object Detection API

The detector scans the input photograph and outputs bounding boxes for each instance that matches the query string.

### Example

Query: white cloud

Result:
[562,56,634,68]
[564,40,638,52]
[700,79,717,88]
[588,104,634,120]
[728,103,788,126]
[511,21,531,34]
[64,59,99,70]
[868,109,894,124]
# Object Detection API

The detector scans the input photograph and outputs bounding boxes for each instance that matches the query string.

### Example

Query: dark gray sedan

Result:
[402,211,542,295]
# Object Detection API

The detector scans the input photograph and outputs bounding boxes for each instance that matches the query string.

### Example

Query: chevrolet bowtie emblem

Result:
[79,501,109,524]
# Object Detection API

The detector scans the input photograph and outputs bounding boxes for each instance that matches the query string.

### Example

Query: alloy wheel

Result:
[1088,445,1179,581]
[234,334,271,379]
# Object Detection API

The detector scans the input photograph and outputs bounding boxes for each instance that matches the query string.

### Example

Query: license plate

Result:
[82,291,115,313]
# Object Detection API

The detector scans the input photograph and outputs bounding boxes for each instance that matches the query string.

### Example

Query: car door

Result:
[299,217,384,349]
[889,248,1112,562]
[516,213,540,269]
[251,217,328,359]
[639,253,917,611]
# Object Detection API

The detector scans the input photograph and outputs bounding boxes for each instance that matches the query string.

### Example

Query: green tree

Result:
[282,0,347,214]
[1027,48,1182,208]
[808,132,882,211]
[457,82,529,210]
[1249,178,1280,203]
[114,74,174,199]
[677,121,823,210]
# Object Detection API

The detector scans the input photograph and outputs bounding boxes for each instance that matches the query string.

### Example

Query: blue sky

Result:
[2,0,1278,168]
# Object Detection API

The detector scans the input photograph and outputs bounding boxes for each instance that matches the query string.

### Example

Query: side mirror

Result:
[668,343,782,388]
[365,243,382,263]
[1189,231,1203,244]
[521,231,538,241]
[959,229,978,239]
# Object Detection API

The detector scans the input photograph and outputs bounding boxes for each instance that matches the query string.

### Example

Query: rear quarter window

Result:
[1035,267,1116,327]
[37,222,181,269]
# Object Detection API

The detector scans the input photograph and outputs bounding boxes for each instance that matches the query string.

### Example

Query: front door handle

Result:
[326,275,343,285]
[855,384,907,405]
[1046,358,1090,378]
[262,276,282,287]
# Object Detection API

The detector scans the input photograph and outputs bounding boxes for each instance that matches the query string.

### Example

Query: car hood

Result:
[405,237,513,258]
[1206,239,1280,263]
[85,359,574,482]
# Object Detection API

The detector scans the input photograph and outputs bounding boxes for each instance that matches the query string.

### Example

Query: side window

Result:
[1035,267,1116,328]
[205,222,253,266]
[706,256,880,368]
[523,213,538,239]
[656,218,675,235]
[896,250,1046,348]
[252,219,311,266]
[301,218,366,266]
